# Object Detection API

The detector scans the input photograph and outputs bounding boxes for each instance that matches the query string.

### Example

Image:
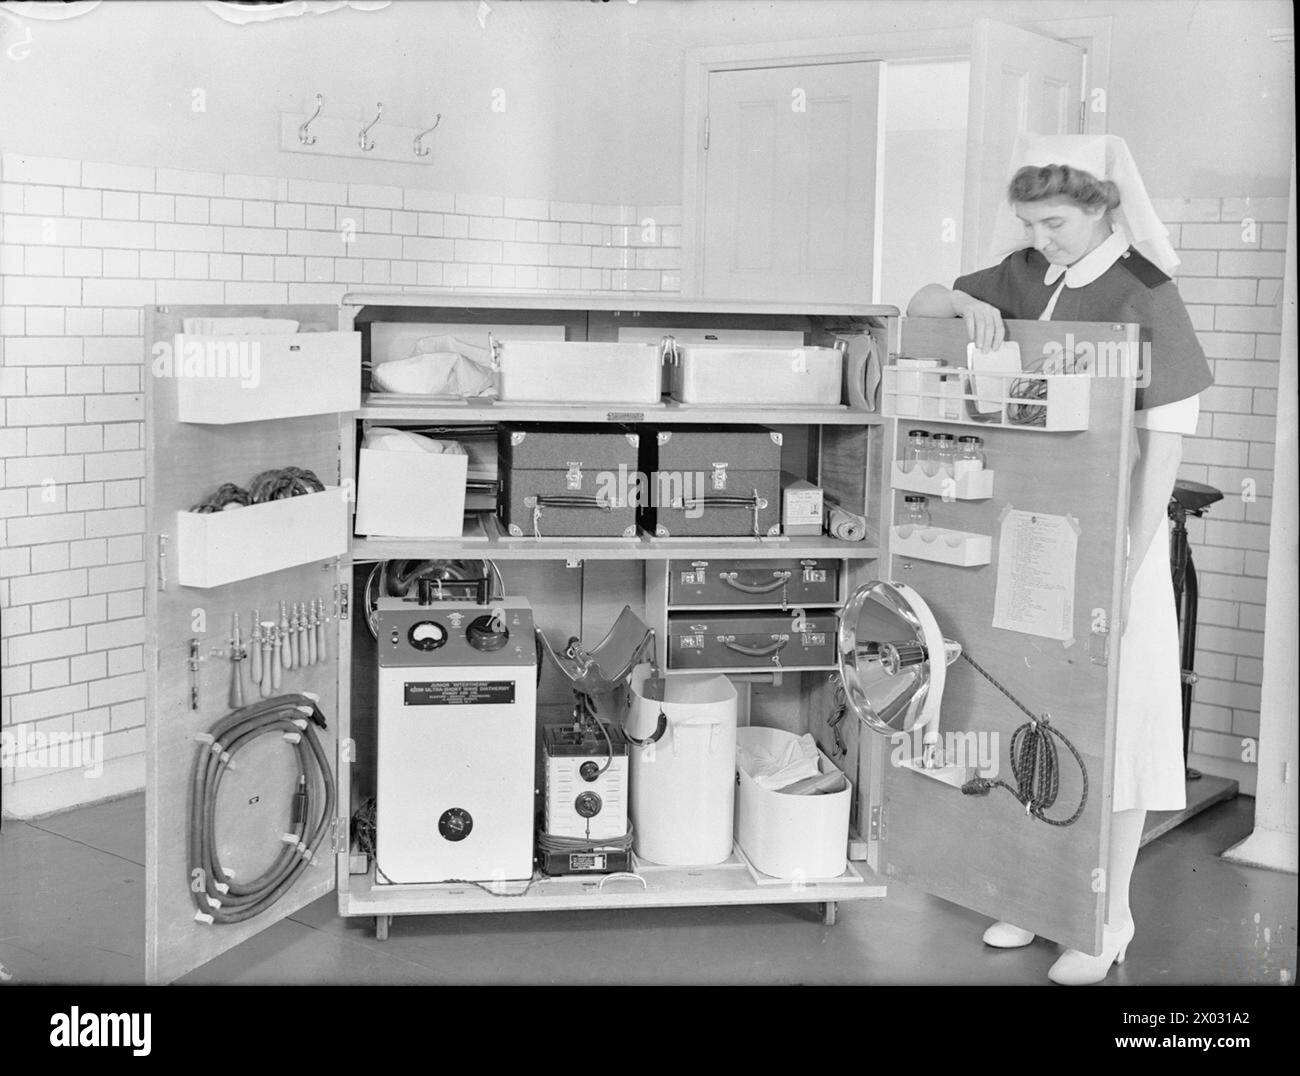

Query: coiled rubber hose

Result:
[188,693,336,924]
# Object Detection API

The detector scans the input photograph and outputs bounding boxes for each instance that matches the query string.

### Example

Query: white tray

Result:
[173,331,360,423]
[176,487,349,587]
[881,366,1091,431]
[890,460,996,500]
[890,524,992,567]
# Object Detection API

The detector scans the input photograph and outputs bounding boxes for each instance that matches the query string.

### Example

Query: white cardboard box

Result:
[354,448,468,538]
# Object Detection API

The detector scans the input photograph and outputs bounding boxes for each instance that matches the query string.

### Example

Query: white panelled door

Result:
[701,61,882,303]
[962,18,1085,271]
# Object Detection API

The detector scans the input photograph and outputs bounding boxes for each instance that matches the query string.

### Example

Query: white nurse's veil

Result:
[986,133,1180,275]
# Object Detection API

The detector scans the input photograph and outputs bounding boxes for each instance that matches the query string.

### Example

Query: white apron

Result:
[1038,263,1188,812]
[1113,516,1187,812]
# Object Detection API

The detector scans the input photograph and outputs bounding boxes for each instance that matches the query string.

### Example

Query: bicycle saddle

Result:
[1171,479,1224,513]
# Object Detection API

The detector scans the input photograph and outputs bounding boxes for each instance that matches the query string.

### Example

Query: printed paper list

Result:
[992,509,1078,642]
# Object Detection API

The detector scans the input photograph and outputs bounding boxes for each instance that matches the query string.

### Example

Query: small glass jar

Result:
[932,432,957,473]
[904,429,933,468]
[956,435,985,471]
[902,494,931,528]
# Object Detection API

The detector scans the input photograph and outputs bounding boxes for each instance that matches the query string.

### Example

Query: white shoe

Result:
[982,921,1036,948]
[1047,919,1136,985]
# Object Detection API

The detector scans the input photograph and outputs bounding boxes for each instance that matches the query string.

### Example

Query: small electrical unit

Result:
[539,721,631,876]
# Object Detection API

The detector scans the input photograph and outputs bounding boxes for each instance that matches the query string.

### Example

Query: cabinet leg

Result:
[821,901,837,927]
[375,915,390,941]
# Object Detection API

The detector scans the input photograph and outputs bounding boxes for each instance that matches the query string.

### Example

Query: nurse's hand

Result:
[952,292,1006,352]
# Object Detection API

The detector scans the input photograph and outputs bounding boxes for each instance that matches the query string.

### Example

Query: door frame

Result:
[679,18,1112,298]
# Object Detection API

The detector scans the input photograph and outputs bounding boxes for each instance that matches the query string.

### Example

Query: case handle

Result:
[677,490,768,538]
[724,637,789,658]
[721,570,790,594]
[526,495,612,538]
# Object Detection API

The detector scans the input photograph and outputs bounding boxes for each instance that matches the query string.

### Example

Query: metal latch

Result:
[565,461,583,490]
[330,817,349,854]
[711,462,728,490]
[339,582,350,622]
[869,805,883,841]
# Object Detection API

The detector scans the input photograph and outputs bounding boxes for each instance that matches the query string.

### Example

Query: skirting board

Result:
[1222,829,1298,874]
[1141,775,1239,848]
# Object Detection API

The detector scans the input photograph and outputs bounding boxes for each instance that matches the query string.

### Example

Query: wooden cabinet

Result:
[145,294,1137,982]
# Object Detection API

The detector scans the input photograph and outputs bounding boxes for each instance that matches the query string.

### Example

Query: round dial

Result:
[579,761,600,782]
[438,807,472,841]
[408,620,447,651]
[574,791,603,818]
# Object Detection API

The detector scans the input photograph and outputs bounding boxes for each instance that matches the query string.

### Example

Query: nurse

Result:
[907,134,1213,985]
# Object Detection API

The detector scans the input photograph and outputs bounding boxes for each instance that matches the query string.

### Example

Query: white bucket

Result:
[735,726,851,880]
[625,664,737,866]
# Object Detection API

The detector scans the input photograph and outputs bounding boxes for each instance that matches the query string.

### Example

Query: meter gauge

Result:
[408,620,448,652]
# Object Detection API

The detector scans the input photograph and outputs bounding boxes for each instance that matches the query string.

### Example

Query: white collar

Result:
[1042,230,1129,288]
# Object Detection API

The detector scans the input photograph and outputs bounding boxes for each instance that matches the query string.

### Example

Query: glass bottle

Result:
[904,430,932,471]
[956,435,985,472]
[932,432,957,475]
[902,494,931,528]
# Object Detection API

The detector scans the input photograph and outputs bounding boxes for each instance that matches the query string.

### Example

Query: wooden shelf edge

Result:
[352,535,880,562]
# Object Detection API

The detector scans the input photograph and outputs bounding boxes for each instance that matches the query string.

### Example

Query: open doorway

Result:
[878,59,970,312]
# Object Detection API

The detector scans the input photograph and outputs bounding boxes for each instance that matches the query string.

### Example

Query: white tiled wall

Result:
[0,152,682,817]
[1154,194,1288,795]
[0,153,1287,813]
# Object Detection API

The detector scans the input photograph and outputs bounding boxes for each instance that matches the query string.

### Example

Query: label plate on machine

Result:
[404,681,517,706]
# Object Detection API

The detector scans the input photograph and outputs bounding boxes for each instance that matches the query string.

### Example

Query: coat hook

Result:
[299,93,323,146]
[413,114,442,158]
[358,102,383,152]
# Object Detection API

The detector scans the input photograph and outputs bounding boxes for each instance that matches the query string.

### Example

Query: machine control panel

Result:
[376,598,536,670]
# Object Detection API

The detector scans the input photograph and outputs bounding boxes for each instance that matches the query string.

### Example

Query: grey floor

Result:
[0,792,1294,985]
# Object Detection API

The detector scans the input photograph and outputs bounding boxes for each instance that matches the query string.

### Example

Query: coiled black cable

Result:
[958,652,1088,826]
[188,693,336,924]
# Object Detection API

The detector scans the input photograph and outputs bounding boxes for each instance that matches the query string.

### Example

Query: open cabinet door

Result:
[962,18,1084,272]
[144,305,357,983]
[865,317,1137,956]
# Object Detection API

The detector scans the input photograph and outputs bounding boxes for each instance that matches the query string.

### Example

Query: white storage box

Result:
[354,447,468,538]
[492,339,663,404]
[172,331,360,423]
[668,344,844,406]
[735,726,851,880]
[176,487,349,588]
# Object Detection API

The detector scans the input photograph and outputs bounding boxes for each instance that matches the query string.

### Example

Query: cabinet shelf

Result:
[353,532,879,563]
[360,394,881,426]
[662,664,838,676]
[345,854,883,917]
